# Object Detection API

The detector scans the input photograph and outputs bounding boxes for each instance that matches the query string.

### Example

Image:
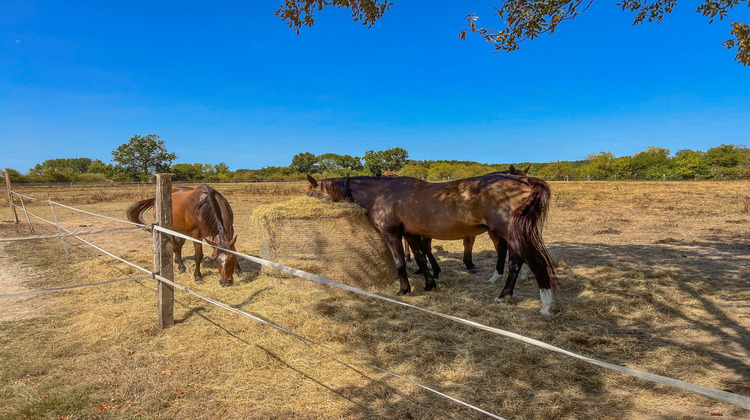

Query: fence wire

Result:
[1,193,508,419]
[3,188,750,413]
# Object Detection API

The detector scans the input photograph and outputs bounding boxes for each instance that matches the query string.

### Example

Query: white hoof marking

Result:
[539,289,554,316]
[487,270,502,285]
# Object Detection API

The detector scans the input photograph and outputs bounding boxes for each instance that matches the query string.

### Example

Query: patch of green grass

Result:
[4,388,92,420]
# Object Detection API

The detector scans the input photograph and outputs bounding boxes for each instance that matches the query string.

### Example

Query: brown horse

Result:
[399,165,531,281]
[307,173,558,315]
[126,184,239,286]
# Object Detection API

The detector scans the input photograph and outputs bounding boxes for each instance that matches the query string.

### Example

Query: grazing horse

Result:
[307,173,558,315]
[126,184,240,286]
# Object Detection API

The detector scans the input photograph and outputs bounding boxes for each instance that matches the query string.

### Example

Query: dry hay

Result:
[251,196,396,290]
[2,182,750,419]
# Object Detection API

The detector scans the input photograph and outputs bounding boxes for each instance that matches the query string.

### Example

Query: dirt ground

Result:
[0,241,52,322]
[0,180,749,419]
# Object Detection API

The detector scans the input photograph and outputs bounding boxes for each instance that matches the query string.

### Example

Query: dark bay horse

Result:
[126,184,239,286]
[307,173,558,315]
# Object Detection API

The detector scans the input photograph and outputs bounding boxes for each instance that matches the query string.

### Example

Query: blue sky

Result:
[2,1,749,172]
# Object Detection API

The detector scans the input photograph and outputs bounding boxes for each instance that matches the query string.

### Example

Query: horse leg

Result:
[173,237,187,273]
[404,234,437,292]
[379,231,411,295]
[486,231,508,285]
[192,240,204,283]
[420,237,440,280]
[463,236,477,274]
[413,237,440,279]
[497,251,524,302]
[409,238,426,275]
[404,237,412,262]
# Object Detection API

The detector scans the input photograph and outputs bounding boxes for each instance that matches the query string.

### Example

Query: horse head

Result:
[306,175,350,202]
[206,234,238,287]
[506,164,531,176]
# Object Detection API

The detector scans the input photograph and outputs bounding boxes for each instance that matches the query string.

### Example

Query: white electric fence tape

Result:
[152,225,750,411]
[0,197,506,419]
[3,191,748,412]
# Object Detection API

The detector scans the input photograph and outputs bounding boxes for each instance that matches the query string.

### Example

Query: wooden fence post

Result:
[155,173,174,328]
[4,171,19,224]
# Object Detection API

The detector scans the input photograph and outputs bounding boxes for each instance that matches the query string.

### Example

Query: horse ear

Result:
[509,165,516,172]
[205,238,216,246]
[228,235,237,247]
[307,174,318,188]
[522,164,531,175]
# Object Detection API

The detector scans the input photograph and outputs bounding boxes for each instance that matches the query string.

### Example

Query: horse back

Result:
[168,185,231,236]
[361,175,535,240]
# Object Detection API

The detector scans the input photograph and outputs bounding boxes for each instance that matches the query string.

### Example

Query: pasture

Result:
[1,180,749,419]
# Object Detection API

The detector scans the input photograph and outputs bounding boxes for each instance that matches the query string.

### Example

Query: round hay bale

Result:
[251,196,396,290]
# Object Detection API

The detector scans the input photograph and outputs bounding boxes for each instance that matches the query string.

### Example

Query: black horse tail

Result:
[507,178,558,289]
[126,197,156,230]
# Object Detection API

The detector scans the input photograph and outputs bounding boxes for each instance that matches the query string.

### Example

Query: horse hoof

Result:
[467,268,478,274]
[397,288,411,296]
[433,273,440,280]
[493,295,514,304]
[540,308,554,316]
[194,277,204,284]
[219,281,231,287]
[423,286,437,292]
[179,267,186,273]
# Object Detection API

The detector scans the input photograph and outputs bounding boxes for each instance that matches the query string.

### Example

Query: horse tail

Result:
[507,178,558,289]
[126,197,156,230]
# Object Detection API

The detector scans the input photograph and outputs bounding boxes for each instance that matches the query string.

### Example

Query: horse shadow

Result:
[303,236,750,418]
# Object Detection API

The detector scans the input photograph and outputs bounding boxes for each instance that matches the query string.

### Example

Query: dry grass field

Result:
[0,180,748,419]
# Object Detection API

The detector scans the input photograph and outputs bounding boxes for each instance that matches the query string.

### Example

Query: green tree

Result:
[112,134,177,181]
[214,162,230,175]
[317,153,344,173]
[630,146,672,179]
[277,1,749,66]
[363,147,409,175]
[337,154,364,172]
[705,144,746,168]
[3,168,27,183]
[171,163,206,181]
[538,161,575,180]
[28,158,94,181]
[398,163,429,178]
[580,151,616,179]
[87,159,114,177]
[290,152,318,173]
[611,156,635,179]
[672,149,708,179]
[427,162,456,179]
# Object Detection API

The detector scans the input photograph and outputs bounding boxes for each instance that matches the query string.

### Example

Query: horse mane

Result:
[195,184,229,241]
[321,177,352,202]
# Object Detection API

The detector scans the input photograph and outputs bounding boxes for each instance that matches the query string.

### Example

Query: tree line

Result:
[4,134,749,184]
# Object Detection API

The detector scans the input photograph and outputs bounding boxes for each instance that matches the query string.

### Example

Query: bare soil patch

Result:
[0,242,52,322]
